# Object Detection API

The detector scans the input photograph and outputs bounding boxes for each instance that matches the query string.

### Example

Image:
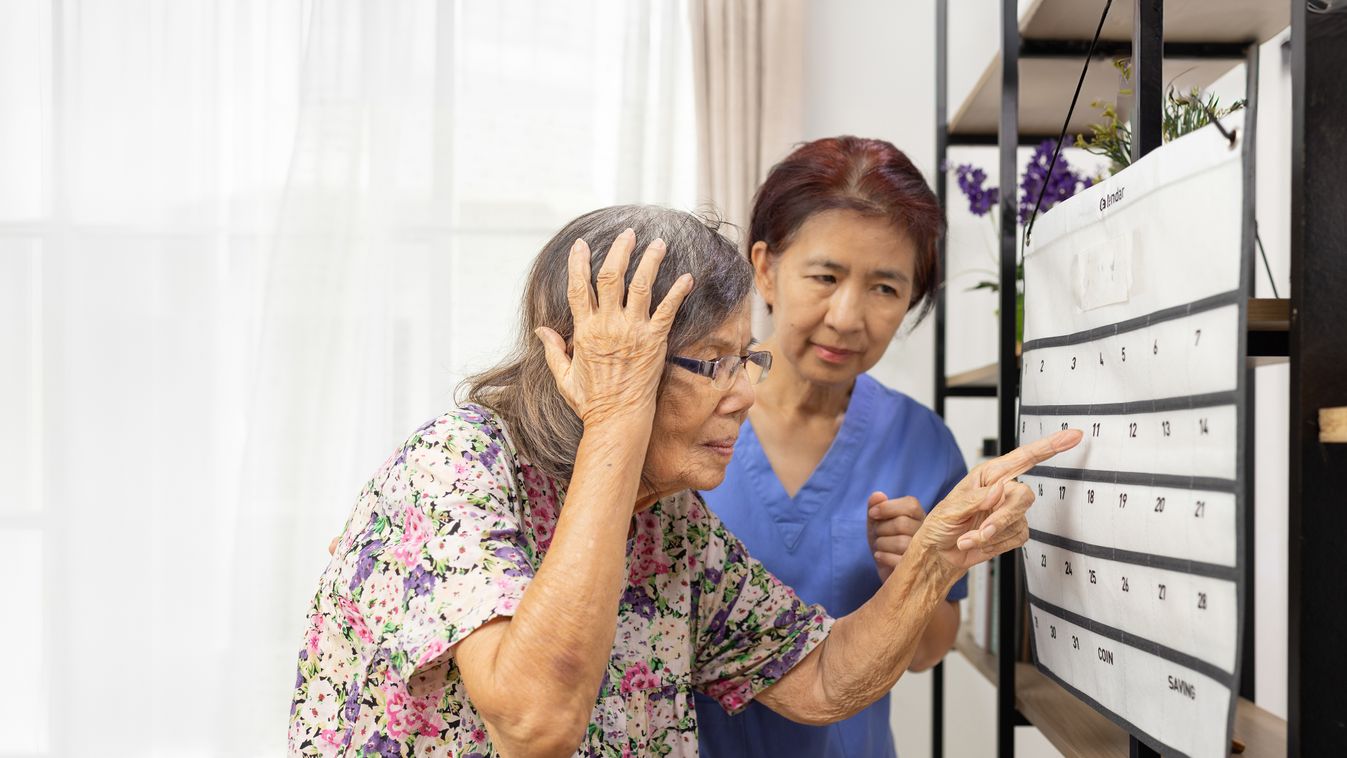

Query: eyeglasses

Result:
[667,350,772,390]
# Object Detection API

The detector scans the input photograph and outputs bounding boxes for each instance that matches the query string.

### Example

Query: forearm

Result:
[762,542,956,725]
[909,600,960,672]
[490,420,650,732]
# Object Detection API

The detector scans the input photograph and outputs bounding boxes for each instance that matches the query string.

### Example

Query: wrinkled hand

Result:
[866,493,926,582]
[535,229,694,428]
[914,429,1084,576]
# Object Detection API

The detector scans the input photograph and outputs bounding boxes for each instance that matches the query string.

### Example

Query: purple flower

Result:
[343,687,362,722]
[349,539,386,591]
[950,141,1092,226]
[622,585,657,621]
[773,606,798,629]
[403,564,436,599]
[1018,140,1091,225]
[363,732,402,758]
[954,163,1000,217]
[703,567,723,586]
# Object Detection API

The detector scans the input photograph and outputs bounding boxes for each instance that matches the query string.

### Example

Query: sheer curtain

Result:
[0,1,695,754]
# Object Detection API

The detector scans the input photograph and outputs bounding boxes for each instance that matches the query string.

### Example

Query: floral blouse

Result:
[288,405,833,757]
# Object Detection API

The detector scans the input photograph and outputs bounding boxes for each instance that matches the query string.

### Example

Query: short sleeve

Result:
[339,409,533,683]
[931,418,970,603]
[690,509,833,715]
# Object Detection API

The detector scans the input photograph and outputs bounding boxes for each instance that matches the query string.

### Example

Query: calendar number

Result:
[1118,492,1129,509]
[1064,560,1073,575]
[1129,422,1138,438]
[1199,417,1210,435]
[1194,328,1202,345]
[1058,485,1067,500]
[1072,635,1080,650]
[1121,345,1127,362]
[1040,360,1045,373]
[1088,569,1097,584]
[1087,488,1095,504]
[1162,420,1171,437]
[1153,339,1158,355]
[1197,592,1208,610]
[1158,583,1167,600]
[1154,496,1166,513]
[1071,355,1077,370]
[1091,422,1101,437]
[1041,553,1047,567]
[1194,500,1206,518]
[1050,625,1057,639]
[1122,576,1130,592]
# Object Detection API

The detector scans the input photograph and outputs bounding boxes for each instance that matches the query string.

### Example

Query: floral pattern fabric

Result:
[288,405,833,756]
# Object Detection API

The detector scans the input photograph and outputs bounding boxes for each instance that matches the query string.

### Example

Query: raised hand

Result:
[534,229,694,428]
[913,429,1084,574]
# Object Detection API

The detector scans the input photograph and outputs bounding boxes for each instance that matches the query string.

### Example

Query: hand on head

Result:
[534,229,693,428]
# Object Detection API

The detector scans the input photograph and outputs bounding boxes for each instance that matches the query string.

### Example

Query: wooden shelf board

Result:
[1248,298,1289,331]
[947,362,1000,390]
[949,0,1288,139]
[954,631,999,684]
[950,55,1237,138]
[1018,0,1289,45]
[951,642,1287,757]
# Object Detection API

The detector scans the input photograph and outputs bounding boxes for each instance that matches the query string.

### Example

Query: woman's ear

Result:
[749,241,775,310]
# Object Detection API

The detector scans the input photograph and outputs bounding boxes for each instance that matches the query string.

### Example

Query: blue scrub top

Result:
[695,373,969,758]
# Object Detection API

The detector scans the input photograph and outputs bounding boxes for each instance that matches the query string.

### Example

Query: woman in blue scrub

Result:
[696,136,966,758]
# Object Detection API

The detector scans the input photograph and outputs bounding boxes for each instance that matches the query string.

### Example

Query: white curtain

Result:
[688,0,805,337]
[0,1,695,755]
[689,0,805,235]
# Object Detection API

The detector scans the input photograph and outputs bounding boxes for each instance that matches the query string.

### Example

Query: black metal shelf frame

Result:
[927,1,1347,756]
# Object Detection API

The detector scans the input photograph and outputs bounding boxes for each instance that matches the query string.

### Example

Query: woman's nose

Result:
[824,286,865,334]
[719,364,756,414]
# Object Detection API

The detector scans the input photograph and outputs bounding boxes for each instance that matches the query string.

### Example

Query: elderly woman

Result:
[288,205,1080,757]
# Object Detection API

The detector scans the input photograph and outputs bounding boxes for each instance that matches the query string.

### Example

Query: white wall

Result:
[801,0,1293,753]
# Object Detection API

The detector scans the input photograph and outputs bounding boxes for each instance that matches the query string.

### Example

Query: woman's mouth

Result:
[702,439,737,458]
[812,343,857,364]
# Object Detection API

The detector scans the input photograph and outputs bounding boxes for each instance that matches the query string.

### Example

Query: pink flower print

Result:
[393,504,430,568]
[306,613,324,657]
[383,687,411,739]
[705,679,753,712]
[406,691,446,737]
[317,729,343,754]
[497,595,518,614]
[619,661,662,695]
[416,637,449,669]
[338,597,374,644]
[471,727,487,743]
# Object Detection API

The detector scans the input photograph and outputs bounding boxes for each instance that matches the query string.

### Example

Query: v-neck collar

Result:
[740,374,878,551]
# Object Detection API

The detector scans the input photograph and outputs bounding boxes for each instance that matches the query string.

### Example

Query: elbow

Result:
[478,700,590,758]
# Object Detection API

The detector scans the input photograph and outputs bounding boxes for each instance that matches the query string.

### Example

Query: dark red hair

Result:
[749,135,945,323]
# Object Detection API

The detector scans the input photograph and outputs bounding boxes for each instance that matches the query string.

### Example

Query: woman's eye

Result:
[875,284,899,296]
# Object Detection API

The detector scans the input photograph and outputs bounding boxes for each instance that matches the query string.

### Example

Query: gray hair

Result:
[463,205,754,483]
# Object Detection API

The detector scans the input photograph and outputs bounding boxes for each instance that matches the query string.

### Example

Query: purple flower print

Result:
[773,606,798,629]
[349,539,386,591]
[622,585,657,621]
[343,687,362,722]
[363,731,402,758]
[403,564,436,599]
